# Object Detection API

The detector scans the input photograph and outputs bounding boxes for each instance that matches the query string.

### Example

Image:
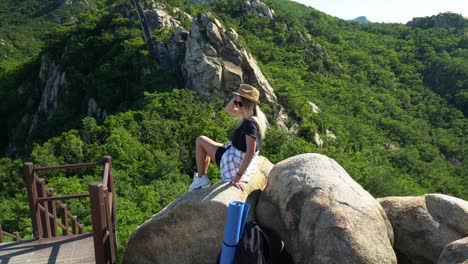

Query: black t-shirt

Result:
[231,118,262,152]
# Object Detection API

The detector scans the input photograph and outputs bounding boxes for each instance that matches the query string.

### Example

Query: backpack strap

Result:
[255,223,272,262]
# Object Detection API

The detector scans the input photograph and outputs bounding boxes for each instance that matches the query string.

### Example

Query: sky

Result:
[291,0,468,24]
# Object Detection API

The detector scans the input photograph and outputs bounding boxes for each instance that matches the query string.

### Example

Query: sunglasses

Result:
[234,100,243,107]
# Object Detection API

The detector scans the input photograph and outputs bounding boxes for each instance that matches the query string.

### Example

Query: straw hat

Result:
[232,84,260,104]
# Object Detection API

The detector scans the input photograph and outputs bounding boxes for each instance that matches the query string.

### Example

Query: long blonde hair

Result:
[239,97,268,139]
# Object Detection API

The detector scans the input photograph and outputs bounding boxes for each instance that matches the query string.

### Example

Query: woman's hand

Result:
[231,176,246,191]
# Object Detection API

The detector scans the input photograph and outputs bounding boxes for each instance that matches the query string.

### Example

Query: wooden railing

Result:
[0,225,20,243]
[23,156,117,264]
[89,156,117,264]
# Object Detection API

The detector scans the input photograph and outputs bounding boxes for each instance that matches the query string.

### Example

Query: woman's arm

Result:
[232,135,256,191]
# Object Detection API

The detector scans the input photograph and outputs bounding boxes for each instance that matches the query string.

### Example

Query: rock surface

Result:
[378,194,468,263]
[242,0,275,20]
[133,2,288,127]
[182,14,276,102]
[29,53,66,135]
[8,51,70,155]
[134,1,279,103]
[132,0,188,72]
[256,153,397,264]
[312,132,323,148]
[182,13,287,127]
[87,98,108,119]
[407,13,465,33]
[121,157,273,264]
[308,101,320,113]
[437,237,468,264]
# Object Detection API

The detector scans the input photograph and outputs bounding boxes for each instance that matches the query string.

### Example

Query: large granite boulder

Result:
[256,153,397,264]
[378,194,468,263]
[121,157,273,264]
[437,237,468,264]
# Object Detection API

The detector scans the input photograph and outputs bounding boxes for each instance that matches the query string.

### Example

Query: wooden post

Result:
[0,224,3,243]
[48,188,58,237]
[60,204,69,236]
[23,162,42,239]
[71,216,78,235]
[103,156,113,192]
[90,182,108,264]
[14,232,20,241]
[104,190,116,263]
[104,156,118,232]
[37,178,51,238]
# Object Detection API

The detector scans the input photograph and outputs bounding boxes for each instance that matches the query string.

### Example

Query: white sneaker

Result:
[189,174,211,190]
[189,172,199,191]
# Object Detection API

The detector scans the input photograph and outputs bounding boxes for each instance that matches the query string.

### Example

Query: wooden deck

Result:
[0,233,94,264]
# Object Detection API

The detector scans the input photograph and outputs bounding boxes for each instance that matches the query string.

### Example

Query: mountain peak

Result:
[349,16,371,24]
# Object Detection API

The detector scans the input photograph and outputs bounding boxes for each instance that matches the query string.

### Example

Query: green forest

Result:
[0,0,466,260]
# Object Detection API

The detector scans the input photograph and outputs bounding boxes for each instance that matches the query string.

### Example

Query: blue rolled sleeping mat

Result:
[220,201,250,264]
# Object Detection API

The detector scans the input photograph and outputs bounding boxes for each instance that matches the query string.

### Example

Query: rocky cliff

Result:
[8,52,107,155]
[133,0,288,127]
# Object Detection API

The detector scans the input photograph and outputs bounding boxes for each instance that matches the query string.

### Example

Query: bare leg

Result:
[195,136,223,177]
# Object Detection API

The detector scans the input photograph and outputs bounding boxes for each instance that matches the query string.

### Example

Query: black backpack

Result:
[217,221,271,264]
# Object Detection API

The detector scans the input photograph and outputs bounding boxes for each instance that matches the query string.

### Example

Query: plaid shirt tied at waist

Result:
[220,141,259,182]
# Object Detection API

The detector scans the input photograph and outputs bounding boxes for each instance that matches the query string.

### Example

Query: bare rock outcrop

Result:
[407,12,465,34]
[308,101,320,113]
[242,0,275,20]
[29,53,67,135]
[132,0,189,72]
[87,98,108,119]
[378,194,468,263]
[139,1,181,29]
[121,157,273,264]
[133,2,287,127]
[256,153,397,264]
[312,132,323,148]
[183,13,276,101]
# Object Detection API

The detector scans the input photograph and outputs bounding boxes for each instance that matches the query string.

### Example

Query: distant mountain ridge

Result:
[349,16,371,24]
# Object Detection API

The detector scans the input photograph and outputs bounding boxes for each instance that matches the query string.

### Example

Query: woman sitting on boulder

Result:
[190,84,268,191]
